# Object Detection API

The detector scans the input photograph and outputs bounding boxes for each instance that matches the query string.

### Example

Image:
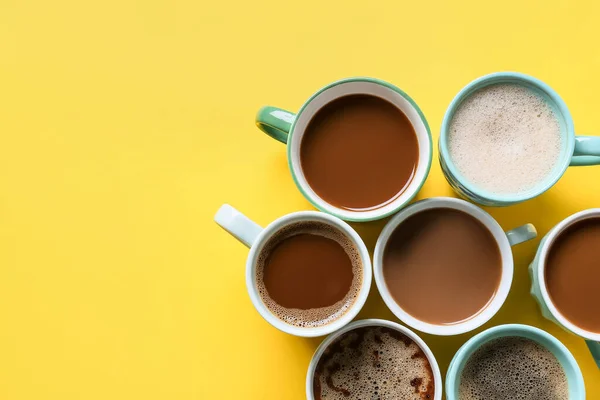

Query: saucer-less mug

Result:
[214,204,372,337]
[439,72,600,206]
[255,77,432,222]
[446,324,585,399]
[374,197,537,336]
[306,319,442,400]
[529,208,600,368]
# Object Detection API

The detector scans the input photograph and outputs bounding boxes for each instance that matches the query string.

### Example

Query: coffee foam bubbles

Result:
[448,83,563,195]
[459,336,569,400]
[313,326,434,400]
[255,221,363,328]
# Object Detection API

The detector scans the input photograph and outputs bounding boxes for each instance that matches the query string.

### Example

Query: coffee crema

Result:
[459,336,568,400]
[256,221,362,328]
[300,94,419,211]
[313,326,434,400]
[545,217,600,333]
[383,208,502,324]
[448,83,562,195]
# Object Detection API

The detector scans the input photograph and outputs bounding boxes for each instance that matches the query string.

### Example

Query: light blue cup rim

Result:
[439,72,575,204]
[445,324,585,400]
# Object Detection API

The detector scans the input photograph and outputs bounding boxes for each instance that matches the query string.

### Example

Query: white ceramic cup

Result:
[306,318,442,400]
[214,204,372,337]
[373,197,537,336]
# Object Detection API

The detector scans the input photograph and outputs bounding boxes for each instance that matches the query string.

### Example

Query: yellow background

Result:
[1,0,599,398]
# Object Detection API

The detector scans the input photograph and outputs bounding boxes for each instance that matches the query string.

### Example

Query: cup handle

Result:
[586,341,600,369]
[570,136,600,166]
[214,204,264,248]
[255,106,296,144]
[505,224,537,246]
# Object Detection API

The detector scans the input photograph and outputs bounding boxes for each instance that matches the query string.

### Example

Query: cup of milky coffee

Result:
[373,197,537,336]
[306,319,442,400]
[446,324,585,400]
[255,77,432,221]
[214,204,371,337]
[529,208,600,369]
[439,72,600,206]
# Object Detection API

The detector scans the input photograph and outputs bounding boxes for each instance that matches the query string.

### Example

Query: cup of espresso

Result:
[439,72,600,206]
[446,324,585,400]
[255,77,432,221]
[373,197,537,335]
[529,208,600,369]
[214,204,372,337]
[306,319,442,400]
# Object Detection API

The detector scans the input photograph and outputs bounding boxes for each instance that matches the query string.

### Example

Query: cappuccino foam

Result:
[256,221,363,328]
[459,336,568,400]
[313,326,435,400]
[448,83,562,195]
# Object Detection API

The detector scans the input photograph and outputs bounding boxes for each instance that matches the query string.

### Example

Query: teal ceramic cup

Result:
[255,77,432,222]
[529,208,600,369]
[446,324,585,399]
[439,72,600,206]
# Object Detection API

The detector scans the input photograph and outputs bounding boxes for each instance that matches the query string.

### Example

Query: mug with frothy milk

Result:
[439,72,600,206]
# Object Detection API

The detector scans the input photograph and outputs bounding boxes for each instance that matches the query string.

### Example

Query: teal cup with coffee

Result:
[446,324,585,399]
[529,208,600,369]
[439,72,600,206]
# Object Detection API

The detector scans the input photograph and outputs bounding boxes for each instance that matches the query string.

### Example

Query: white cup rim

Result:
[373,197,514,336]
[245,211,372,337]
[286,77,433,222]
[536,208,600,341]
[305,318,443,400]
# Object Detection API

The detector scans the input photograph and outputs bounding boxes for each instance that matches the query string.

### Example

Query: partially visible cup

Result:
[255,77,432,222]
[529,208,600,369]
[439,72,600,206]
[446,324,585,400]
[374,197,537,336]
[306,319,442,400]
[214,204,372,337]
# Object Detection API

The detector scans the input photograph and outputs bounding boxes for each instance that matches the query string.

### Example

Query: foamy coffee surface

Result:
[256,221,363,328]
[448,83,562,195]
[459,336,568,400]
[313,326,434,400]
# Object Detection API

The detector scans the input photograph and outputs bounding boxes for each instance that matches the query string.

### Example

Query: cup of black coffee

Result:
[255,77,432,222]
[446,324,585,399]
[307,319,442,400]
[214,204,372,337]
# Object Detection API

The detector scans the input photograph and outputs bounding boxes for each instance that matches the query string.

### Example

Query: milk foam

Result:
[313,326,434,400]
[256,221,363,328]
[459,336,569,400]
[448,83,562,195]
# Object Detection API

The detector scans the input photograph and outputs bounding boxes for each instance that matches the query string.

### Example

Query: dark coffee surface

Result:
[256,221,362,328]
[383,208,501,324]
[545,217,600,333]
[313,326,434,400]
[300,94,419,211]
[458,336,568,400]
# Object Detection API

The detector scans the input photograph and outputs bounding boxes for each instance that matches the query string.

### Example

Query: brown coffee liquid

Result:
[383,208,502,324]
[545,217,600,333]
[256,221,362,328]
[313,326,434,400]
[300,94,419,211]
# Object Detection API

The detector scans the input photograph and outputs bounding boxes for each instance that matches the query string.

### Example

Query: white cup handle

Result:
[214,204,263,248]
[505,223,537,246]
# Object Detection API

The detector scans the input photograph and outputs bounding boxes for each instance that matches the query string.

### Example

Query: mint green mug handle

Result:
[570,136,600,166]
[255,106,296,144]
[586,341,600,369]
[506,223,537,246]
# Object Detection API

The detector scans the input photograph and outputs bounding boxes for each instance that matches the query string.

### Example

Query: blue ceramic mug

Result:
[529,208,600,369]
[446,324,585,399]
[439,72,600,206]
